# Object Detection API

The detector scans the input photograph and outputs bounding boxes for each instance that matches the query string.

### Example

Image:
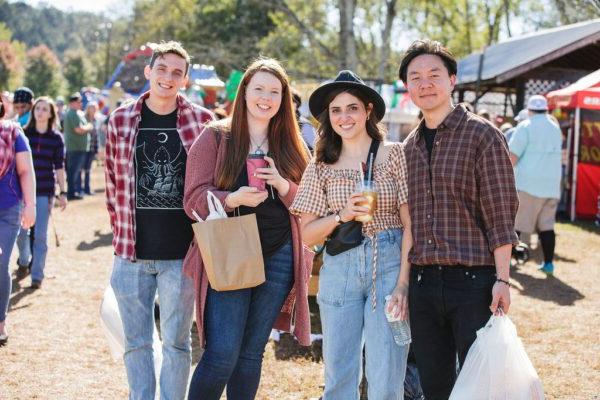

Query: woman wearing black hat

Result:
[291,70,413,399]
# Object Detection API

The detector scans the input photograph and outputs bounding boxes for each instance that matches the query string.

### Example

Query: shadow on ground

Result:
[9,274,36,311]
[77,230,113,251]
[511,266,585,306]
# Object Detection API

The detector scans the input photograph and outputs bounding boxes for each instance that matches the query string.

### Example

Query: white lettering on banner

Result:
[583,96,600,106]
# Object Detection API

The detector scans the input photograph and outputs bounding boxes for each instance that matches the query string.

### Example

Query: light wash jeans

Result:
[318,228,408,400]
[110,256,195,400]
[17,196,51,282]
[0,203,22,321]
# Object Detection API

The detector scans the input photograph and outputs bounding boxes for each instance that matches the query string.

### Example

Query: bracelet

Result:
[496,278,511,287]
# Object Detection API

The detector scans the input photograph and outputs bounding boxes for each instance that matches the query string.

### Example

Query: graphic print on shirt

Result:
[135,127,185,209]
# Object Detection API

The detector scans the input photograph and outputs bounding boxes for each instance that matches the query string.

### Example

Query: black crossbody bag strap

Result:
[321,138,380,256]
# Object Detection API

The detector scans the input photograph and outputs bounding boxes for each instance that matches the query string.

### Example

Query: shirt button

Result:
[427,214,431,218]
[438,266,442,270]
[427,239,432,244]
[435,141,440,145]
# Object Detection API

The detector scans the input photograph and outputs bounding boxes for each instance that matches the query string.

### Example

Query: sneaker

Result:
[30,280,42,290]
[539,262,554,275]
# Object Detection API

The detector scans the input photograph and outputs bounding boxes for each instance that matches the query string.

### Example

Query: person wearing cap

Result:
[63,92,93,200]
[13,87,34,128]
[504,108,529,143]
[398,39,518,399]
[291,70,412,399]
[508,95,562,275]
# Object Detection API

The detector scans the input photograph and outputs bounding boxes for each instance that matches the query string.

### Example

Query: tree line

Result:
[0,0,598,97]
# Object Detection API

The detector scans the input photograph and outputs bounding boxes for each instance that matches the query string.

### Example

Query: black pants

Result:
[408,265,495,400]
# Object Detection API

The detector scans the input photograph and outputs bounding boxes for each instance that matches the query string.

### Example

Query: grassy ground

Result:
[0,166,598,399]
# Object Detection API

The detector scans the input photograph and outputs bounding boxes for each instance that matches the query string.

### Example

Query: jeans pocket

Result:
[110,257,138,299]
[317,253,350,307]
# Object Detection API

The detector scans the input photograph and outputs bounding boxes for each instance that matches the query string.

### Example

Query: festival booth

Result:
[547,69,600,220]
[187,64,225,108]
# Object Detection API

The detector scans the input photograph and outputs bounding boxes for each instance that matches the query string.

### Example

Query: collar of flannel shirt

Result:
[129,90,195,118]
[416,103,468,140]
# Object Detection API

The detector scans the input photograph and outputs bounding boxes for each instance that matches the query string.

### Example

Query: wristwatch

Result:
[334,211,343,224]
[59,191,67,196]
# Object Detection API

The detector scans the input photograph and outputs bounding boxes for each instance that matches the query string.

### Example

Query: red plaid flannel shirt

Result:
[105,92,214,260]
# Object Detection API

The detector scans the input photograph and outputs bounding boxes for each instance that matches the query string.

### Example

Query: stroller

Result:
[511,241,530,266]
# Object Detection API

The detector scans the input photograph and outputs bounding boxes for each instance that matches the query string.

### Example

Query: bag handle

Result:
[207,191,228,218]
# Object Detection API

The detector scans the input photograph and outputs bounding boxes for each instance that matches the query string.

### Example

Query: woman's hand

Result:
[338,192,370,222]
[225,186,268,208]
[21,203,36,229]
[387,282,409,321]
[254,156,290,196]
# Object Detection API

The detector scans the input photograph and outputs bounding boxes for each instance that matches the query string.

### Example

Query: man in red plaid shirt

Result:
[105,41,213,400]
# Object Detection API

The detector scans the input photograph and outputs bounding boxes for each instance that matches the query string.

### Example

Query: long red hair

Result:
[214,58,309,190]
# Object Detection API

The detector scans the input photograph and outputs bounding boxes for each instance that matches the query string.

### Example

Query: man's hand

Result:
[490,281,511,315]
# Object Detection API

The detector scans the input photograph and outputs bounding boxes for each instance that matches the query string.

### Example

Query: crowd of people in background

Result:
[0,85,121,346]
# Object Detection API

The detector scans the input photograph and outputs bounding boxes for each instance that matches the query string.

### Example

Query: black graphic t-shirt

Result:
[134,102,193,259]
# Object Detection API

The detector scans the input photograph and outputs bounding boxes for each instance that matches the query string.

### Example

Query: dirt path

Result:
[1,166,599,399]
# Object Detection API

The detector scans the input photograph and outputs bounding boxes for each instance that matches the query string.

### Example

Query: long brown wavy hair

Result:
[315,88,385,164]
[24,96,58,133]
[214,58,309,190]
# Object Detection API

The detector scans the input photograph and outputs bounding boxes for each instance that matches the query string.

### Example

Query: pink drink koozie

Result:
[246,155,268,191]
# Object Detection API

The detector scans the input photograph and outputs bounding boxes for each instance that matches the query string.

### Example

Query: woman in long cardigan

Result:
[183,58,313,400]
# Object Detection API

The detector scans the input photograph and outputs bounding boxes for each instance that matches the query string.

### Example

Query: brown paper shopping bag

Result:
[192,194,265,291]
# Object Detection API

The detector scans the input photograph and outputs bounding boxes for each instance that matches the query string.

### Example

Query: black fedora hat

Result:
[309,70,386,121]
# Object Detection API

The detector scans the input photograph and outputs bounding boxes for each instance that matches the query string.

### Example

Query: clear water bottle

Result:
[384,295,411,346]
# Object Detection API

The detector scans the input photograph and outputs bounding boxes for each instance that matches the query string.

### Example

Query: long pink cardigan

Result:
[182,127,314,347]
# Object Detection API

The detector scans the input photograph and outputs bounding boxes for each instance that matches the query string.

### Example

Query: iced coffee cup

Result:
[355,181,378,223]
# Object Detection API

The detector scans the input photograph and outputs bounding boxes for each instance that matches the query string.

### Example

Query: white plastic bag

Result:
[99,285,163,376]
[449,314,545,400]
[192,191,227,222]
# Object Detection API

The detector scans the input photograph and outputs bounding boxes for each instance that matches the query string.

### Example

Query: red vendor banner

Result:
[576,163,600,219]
[579,109,600,166]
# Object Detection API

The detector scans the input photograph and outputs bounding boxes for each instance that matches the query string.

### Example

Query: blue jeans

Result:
[0,203,21,322]
[17,196,51,282]
[110,256,195,400]
[83,151,95,194]
[319,229,408,400]
[188,240,294,400]
[66,151,86,197]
